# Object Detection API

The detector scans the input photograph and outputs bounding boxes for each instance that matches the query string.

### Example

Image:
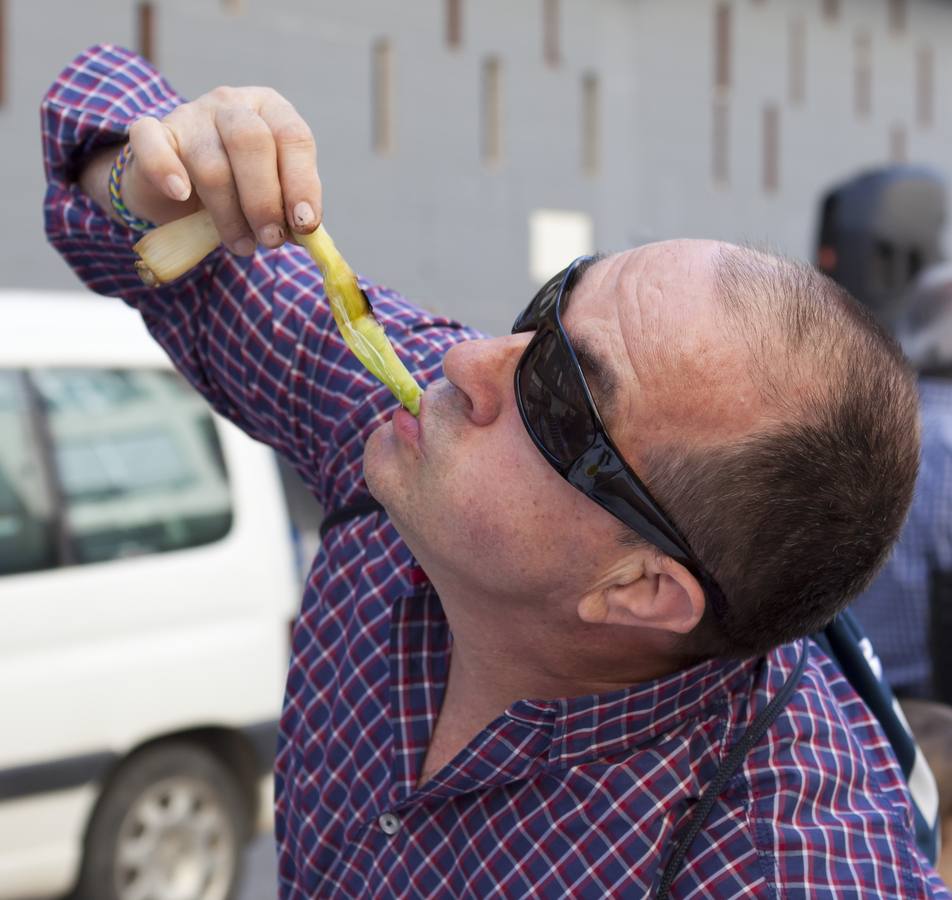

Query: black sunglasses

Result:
[512,256,729,623]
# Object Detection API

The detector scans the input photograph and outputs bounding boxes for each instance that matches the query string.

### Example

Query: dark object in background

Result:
[816,165,947,329]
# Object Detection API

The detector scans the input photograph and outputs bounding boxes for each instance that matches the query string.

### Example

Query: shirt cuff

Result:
[40,44,218,300]
[41,43,184,188]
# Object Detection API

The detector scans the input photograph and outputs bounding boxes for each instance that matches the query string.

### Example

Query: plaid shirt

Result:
[851,378,952,698]
[42,45,949,900]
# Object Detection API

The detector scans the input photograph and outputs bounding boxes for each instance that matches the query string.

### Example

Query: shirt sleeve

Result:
[41,44,480,511]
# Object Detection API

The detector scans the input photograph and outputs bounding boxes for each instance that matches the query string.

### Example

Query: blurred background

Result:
[4,0,952,332]
[2,0,952,898]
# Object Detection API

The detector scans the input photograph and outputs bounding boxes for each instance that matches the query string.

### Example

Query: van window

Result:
[0,371,57,575]
[31,368,233,565]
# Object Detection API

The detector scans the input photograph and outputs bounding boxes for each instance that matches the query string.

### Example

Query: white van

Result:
[0,291,310,900]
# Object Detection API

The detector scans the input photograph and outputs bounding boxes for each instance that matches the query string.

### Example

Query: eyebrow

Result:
[561,253,618,417]
[571,334,618,418]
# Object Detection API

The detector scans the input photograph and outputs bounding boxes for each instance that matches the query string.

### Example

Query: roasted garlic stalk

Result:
[292,226,422,415]
[132,209,423,416]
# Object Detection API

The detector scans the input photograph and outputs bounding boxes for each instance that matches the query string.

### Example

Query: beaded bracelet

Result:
[108,144,155,232]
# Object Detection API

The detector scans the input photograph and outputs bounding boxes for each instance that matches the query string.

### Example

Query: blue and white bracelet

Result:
[108,143,155,232]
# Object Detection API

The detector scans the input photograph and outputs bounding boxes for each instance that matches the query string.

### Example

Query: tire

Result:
[72,742,248,900]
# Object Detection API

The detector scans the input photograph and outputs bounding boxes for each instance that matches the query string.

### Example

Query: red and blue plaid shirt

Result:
[42,45,950,899]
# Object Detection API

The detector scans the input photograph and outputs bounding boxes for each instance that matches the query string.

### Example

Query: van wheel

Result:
[74,742,247,900]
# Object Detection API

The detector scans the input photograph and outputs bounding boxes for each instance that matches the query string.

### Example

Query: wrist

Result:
[78,143,128,225]
[108,145,155,231]
[78,141,199,228]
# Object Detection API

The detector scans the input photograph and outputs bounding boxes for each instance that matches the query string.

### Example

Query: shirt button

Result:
[378,812,401,835]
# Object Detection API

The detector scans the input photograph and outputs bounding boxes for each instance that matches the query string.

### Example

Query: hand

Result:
[121,86,322,254]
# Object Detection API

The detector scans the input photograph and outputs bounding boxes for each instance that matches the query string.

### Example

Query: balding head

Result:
[585,241,920,658]
[566,241,783,460]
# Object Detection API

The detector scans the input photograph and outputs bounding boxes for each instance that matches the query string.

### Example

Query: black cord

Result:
[319,498,384,541]
[655,642,809,899]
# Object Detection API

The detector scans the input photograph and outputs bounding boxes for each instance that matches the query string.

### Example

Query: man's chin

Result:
[362,424,388,496]
[363,420,409,509]
[363,423,437,546]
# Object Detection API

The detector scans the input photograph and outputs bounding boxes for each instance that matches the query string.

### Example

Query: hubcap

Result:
[114,775,236,900]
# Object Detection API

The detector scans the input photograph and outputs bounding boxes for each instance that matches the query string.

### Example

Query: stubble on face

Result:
[363,379,513,568]
[363,240,773,609]
[363,359,622,607]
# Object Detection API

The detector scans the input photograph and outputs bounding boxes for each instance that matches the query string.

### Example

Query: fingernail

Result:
[293,202,315,228]
[165,174,190,202]
[258,223,285,247]
[232,237,256,256]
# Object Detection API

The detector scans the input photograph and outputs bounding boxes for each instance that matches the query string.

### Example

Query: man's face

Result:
[364,239,768,611]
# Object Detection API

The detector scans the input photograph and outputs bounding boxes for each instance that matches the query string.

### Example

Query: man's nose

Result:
[441,334,530,427]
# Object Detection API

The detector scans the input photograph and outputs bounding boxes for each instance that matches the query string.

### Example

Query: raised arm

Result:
[41,44,476,510]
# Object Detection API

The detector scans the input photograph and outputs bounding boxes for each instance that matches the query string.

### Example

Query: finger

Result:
[174,120,256,256]
[258,97,322,233]
[128,115,192,202]
[215,106,287,249]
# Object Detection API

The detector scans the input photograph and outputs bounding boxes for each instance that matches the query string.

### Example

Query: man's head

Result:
[364,239,919,663]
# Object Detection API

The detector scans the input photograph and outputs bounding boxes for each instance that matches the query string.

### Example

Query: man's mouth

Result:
[392,378,470,451]
[393,402,422,449]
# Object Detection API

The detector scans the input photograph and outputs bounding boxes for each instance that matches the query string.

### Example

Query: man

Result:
[42,45,949,898]
[850,262,952,884]
[852,262,952,702]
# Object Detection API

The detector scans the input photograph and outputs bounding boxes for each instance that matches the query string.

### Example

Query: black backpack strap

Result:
[815,609,939,864]
[655,641,809,899]
[930,569,952,704]
[319,498,384,541]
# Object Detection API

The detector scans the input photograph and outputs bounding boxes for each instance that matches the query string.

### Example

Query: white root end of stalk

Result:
[133,209,222,286]
[133,261,159,287]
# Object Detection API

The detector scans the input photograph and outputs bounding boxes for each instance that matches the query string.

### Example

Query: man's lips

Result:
[391,379,465,450]
[393,398,423,449]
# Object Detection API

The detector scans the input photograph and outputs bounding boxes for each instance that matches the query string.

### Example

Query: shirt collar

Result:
[393,579,776,777]
[509,652,761,767]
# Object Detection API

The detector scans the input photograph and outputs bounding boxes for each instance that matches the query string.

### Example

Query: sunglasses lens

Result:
[512,267,569,333]
[518,331,597,465]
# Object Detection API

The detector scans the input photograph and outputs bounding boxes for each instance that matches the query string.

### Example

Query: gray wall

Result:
[2,0,951,336]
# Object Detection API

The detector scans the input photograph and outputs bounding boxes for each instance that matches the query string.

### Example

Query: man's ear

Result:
[576,553,707,634]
